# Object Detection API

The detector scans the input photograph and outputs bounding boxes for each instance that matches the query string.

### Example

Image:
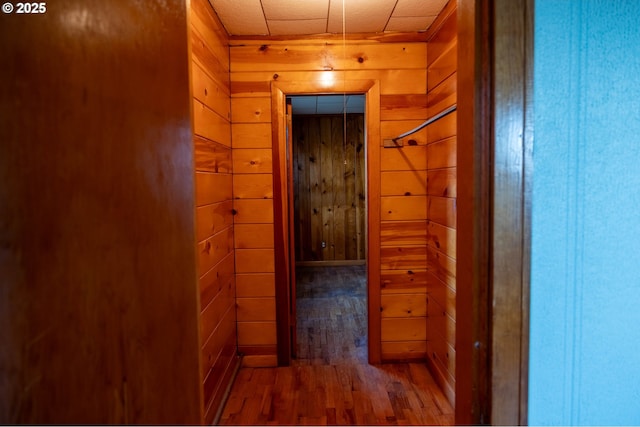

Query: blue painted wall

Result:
[530,1,640,424]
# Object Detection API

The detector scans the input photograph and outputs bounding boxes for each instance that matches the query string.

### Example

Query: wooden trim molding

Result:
[457,0,532,424]
[271,79,382,365]
[491,0,533,424]
[456,0,492,422]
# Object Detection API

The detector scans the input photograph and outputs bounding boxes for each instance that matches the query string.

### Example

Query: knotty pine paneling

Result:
[237,322,278,346]
[197,227,234,276]
[195,200,234,243]
[381,269,428,294]
[195,135,232,173]
[230,34,430,366]
[428,196,457,229]
[381,120,428,145]
[425,1,457,407]
[427,168,457,198]
[381,94,429,120]
[233,199,274,223]
[427,221,457,259]
[427,137,457,169]
[427,246,456,289]
[381,196,428,221]
[381,171,428,196]
[234,224,275,249]
[427,74,457,118]
[232,69,427,97]
[380,246,428,270]
[232,123,272,148]
[381,294,428,317]
[428,41,457,92]
[236,298,278,322]
[192,61,231,121]
[236,273,276,298]
[233,148,273,173]
[230,43,427,72]
[231,97,272,123]
[381,318,427,342]
[193,99,232,147]
[189,0,238,422]
[196,172,232,205]
[380,221,428,247]
[236,249,276,274]
[233,173,273,199]
[230,124,274,363]
[200,252,235,311]
[381,341,428,361]
[292,114,366,262]
[381,145,428,171]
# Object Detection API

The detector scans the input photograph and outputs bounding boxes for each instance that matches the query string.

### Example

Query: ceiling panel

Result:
[261,0,329,20]
[268,19,327,36]
[209,0,449,36]
[290,95,365,115]
[327,0,396,33]
[385,16,436,32]
[394,0,448,16]
[209,0,268,35]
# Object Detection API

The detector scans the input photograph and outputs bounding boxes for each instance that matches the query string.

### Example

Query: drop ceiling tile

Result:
[268,19,328,36]
[392,0,448,17]
[385,16,435,32]
[327,0,396,33]
[347,95,365,109]
[261,0,329,20]
[317,95,345,104]
[291,96,316,108]
[209,0,268,35]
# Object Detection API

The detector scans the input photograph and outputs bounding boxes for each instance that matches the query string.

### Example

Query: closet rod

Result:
[392,104,457,143]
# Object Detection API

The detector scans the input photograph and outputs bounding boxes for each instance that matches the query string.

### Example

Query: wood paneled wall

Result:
[425,1,457,406]
[230,33,429,366]
[231,63,278,369]
[189,0,238,423]
[0,1,201,423]
[292,114,366,262]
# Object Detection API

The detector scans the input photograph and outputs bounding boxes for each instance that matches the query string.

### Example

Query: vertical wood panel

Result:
[292,115,365,262]
[332,117,346,260]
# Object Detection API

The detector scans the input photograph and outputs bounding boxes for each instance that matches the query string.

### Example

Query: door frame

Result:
[456,0,533,424]
[271,79,381,365]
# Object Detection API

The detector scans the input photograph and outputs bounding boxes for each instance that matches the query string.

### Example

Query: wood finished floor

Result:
[219,265,454,425]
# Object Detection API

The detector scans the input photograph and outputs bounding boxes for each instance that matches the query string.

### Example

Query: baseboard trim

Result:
[212,353,243,425]
[425,353,455,408]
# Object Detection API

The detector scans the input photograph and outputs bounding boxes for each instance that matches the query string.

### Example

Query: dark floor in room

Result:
[219,265,454,425]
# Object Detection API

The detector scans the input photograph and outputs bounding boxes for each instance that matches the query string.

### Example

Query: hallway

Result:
[219,266,453,425]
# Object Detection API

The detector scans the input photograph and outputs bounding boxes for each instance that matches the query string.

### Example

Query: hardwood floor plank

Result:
[219,266,453,425]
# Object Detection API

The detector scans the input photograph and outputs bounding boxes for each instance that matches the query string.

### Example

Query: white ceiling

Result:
[289,94,365,115]
[208,0,450,36]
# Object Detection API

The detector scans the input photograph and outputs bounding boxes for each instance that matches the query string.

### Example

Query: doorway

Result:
[287,94,367,363]
[271,80,382,366]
